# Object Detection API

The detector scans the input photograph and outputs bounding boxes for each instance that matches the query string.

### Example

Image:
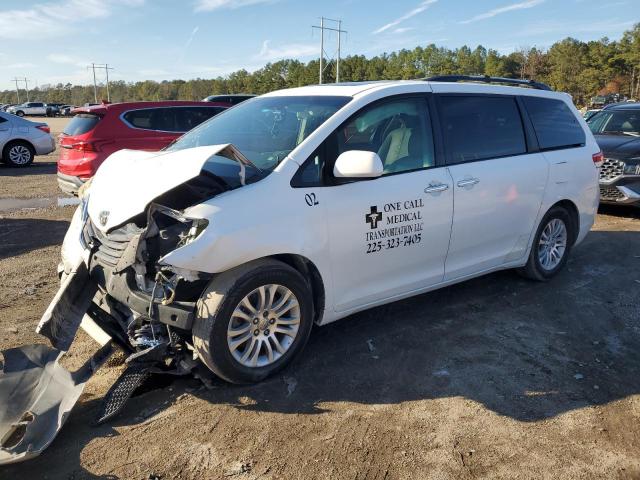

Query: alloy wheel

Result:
[537,218,567,271]
[226,284,301,368]
[8,145,31,165]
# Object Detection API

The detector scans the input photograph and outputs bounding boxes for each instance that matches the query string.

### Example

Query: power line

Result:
[312,17,347,84]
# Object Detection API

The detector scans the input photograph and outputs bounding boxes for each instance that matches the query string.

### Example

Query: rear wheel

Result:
[193,258,314,384]
[518,206,574,281]
[3,141,34,167]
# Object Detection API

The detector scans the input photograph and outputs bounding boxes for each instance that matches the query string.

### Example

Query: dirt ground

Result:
[0,117,639,479]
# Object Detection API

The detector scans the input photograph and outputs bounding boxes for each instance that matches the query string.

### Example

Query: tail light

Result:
[36,125,50,134]
[69,141,97,152]
[592,152,604,167]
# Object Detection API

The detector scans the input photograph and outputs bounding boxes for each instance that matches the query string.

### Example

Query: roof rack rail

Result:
[424,75,552,91]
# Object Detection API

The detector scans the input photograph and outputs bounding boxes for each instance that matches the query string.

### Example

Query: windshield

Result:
[588,109,640,136]
[166,95,351,171]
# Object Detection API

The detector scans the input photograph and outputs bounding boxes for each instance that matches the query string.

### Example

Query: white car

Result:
[7,101,48,117]
[0,111,55,166]
[0,77,602,463]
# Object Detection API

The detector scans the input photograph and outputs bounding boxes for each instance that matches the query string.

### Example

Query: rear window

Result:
[63,113,101,135]
[439,95,527,163]
[522,97,585,150]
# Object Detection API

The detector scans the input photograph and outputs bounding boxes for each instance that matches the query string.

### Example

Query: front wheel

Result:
[193,259,314,384]
[518,206,574,281]
[15,110,24,117]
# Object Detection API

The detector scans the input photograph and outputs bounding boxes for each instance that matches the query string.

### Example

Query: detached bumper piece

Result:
[0,343,113,465]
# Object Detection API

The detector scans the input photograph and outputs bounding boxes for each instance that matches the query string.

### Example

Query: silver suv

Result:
[7,102,48,117]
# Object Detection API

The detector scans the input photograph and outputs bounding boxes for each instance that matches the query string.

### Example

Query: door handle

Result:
[457,178,480,188]
[424,183,449,194]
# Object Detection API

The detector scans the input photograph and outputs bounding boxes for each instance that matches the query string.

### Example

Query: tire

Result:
[193,258,314,384]
[3,141,34,167]
[518,206,574,281]
[15,110,24,117]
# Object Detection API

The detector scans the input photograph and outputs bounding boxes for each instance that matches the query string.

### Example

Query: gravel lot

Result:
[0,116,639,479]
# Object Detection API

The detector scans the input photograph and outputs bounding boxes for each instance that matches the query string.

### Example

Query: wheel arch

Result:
[548,199,580,245]
[3,138,36,151]
[270,253,326,324]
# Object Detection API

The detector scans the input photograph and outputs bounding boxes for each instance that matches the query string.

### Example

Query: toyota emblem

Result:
[99,210,109,226]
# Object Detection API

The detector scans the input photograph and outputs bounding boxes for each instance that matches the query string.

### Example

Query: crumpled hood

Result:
[88,144,246,231]
[595,134,640,160]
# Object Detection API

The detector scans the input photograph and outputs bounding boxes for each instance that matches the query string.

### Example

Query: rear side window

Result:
[522,97,585,150]
[439,95,526,163]
[123,108,176,131]
[174,107,224,132]
[63,113,101,135]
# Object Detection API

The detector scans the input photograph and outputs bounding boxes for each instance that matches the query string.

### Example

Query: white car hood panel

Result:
[88,144,238,231]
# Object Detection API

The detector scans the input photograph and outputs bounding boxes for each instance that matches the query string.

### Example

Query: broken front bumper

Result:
[0,343,113,465]
[0,263,114,465]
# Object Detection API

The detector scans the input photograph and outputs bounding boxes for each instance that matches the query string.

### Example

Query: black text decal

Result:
[365,199,424,253]
[305,193,319,207]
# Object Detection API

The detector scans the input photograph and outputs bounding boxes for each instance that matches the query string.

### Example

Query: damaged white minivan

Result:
[0,76,601,463]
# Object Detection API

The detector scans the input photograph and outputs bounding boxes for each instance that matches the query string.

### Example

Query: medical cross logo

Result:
[365,206,382,229]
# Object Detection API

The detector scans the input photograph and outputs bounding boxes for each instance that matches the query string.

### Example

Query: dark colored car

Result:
[202,94,255,105]
[57,100,230,194]
[588,102,640,205]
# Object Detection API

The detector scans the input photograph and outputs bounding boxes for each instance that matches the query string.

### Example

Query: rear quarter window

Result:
[522,96,585,150]
[439,95,527,163]
[63,114,101,135]
[123,108,166,130]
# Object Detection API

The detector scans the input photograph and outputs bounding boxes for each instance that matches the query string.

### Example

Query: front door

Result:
[321,96,454,312]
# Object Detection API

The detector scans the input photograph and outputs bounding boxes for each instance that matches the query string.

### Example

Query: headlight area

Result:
[84,203,212,355]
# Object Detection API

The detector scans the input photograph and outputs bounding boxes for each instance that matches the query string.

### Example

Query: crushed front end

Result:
[0,145,252,465]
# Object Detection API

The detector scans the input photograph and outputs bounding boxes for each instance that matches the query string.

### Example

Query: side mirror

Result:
[333,150,384,179]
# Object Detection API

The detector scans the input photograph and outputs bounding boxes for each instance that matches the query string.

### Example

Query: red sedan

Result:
[57,100,230,195]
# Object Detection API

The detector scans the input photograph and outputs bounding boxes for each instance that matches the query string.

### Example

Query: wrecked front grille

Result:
[84,220,142,269]
[599,158,625,181]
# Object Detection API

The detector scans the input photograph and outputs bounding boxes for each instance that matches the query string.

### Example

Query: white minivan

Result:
[50,77,600,385]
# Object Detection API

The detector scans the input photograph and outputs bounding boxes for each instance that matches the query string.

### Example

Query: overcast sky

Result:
[0,0,637,92]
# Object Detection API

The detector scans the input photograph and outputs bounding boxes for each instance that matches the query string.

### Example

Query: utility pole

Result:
[105,64,111,102]
[337,19,342,83]
[88,63,98,102]
[88,63,114,102]
[319,17,324,84]
[23,78,30,102]
[312,17,347,84]
[11,78,21,103]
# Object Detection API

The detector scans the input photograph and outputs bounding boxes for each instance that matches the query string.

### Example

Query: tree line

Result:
[2,24,639,108]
